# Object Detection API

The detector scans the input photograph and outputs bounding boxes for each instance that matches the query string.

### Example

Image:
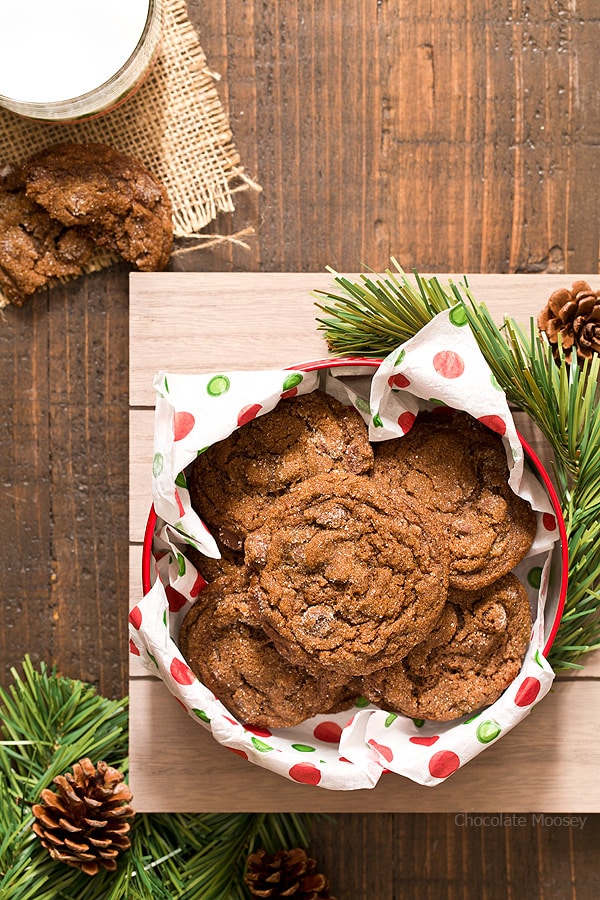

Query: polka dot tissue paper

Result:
[129,309,563,790]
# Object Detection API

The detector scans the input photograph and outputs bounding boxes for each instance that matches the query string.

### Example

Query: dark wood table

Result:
[1,2,599,897]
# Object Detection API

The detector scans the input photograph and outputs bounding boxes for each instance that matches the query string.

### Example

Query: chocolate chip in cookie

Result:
[0,179,94,306]
[245,470,449,676]
[188,391,374,552]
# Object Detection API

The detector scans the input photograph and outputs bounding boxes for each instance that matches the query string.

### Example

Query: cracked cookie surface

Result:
[0,181,94,305]
[188,391,374,551]
[244,470,449,676]
[178,569,357,728]
[362,573,532,720]
[21,142,173,272]
[372,410,537,590]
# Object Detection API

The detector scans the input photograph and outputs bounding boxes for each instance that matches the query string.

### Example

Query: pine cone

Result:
[537,280,600,363]
[31,757,135,876]
[245,847,336,899]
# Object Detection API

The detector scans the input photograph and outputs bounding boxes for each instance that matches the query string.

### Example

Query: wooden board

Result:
[129,272,600,812]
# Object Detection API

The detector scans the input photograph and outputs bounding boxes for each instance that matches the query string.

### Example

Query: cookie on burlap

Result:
[188,391,374,551]
[21,142,173,271]
[362,573,532,721]
[178,570,357,728]
[0,180,94,306]
[372,410,537,590]
[244,470,449,676]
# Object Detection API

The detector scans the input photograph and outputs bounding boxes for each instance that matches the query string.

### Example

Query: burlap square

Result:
[0,0,257,308]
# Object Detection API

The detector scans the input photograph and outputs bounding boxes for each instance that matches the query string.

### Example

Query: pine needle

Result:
[0,659,314,900]
[316,263,600,670]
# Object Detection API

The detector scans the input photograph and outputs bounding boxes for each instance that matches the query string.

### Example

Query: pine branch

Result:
[315,263,600,670]
[0,660,315,900]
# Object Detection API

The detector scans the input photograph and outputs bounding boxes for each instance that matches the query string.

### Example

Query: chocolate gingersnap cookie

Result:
[244,470,449,676]
[21,142,173,272]
[362,573,532,721]
[178,570,357,728]
[188,391,374,551]
[372,410,537,590]
[0,179,94,306]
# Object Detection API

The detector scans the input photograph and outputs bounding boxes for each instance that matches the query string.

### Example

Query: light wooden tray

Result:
[129,272,600,812]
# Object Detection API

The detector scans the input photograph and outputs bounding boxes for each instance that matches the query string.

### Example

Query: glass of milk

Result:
[0,0,162,121]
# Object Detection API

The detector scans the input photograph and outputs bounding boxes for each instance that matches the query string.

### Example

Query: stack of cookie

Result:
[179,392,537,727]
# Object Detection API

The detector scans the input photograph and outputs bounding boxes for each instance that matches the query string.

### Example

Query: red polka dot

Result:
[368,739,394,763]
[398,411,417,434]
[128,606,142,629]
[173,411,195,441]
[428,750,461,779]
[237,404,263,427]
[388,373,411,390]
[190,571,207,598]
[243,724,273,737]
[313,721,343,744]
[224,716,240,727]
[514,676,541,707]
[174,489,185,518]
[175,697,188,712]
[477,414,507,435]
[433,350,465,379]
[281,387,299,399]
[543,512,557,531]
[170,657,195,685]
[409,736,439,747]
[338,756,353,764]
[129,638,140,656]
[289,763,322,785]
[228,747,248,760]
[165,585,188,613]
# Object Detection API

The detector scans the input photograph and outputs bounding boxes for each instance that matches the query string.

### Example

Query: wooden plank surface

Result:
[129,272,600,812]
[129,678,600,813]
[1,0,598,893]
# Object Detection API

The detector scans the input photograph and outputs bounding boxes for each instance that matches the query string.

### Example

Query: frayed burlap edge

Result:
[0,0,259,308]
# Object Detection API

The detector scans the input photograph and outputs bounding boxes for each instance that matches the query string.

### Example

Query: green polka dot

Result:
[148,653,157,667]
[428,398,447,406]
[490,371,503,391]
[193,709,211,723]
[395,349,406,366]
[534,649,545,668]
[251,737,274,753]
[355,696,370,708]
[527,566,543,590]
[283,372,304,391]
[412,718,424,728]
[177,553,186,577]
[476,719,502,744]
[163,611,167,627]
[292,743,316,752]
[206,375,231,397]
[463,712,481,724]
[384,713,398,727]
[164,376,169,393]
[449,304,468,327]
[373,413,383,428]
[355,397,371,414]
[197,447,209,456]
[153,452,164,477]
[175,471,187,488]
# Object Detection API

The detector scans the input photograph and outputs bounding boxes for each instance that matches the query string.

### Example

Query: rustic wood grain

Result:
[1,0,599,895]
[128,678,600,813]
